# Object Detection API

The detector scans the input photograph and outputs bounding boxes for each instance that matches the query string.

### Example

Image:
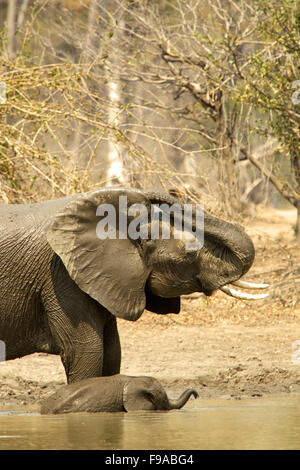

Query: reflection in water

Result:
[0,412,126,450]
[0,396,300,449]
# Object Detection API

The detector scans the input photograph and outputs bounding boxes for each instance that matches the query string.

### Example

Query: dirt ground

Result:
[1,206,300,408]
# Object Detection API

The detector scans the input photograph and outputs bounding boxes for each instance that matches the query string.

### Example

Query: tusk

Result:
[231,280,269,290]
[220,286,269,300]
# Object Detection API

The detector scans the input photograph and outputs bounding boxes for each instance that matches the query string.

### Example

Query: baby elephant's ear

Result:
[123,376,169,411]
[123,377,156,411]
[46,188,151,321]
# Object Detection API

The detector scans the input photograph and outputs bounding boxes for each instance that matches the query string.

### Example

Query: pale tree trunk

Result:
[105,12,127,186]
[6,0,17,59]
[72,0,99,166]
[72,0,127,186]
[17,0,29,29]
[106,79,127,186]
[6,0,29,59]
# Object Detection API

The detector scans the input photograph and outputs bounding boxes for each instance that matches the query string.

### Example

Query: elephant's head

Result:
[123,376,198,411]
[46,187,267,321]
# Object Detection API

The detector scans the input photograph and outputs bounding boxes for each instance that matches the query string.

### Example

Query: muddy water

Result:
[0,395,300,450]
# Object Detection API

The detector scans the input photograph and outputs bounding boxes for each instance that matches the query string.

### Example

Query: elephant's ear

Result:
[46,188,151,321]
[123,377,158,411]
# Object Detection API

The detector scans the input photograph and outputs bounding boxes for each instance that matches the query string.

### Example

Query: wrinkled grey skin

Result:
[40,374,199,414]
[0,187,255,383]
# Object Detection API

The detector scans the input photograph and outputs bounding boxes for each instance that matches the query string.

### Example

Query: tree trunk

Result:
[105,12,127,186]
[72,0,100,168]
[295,200,300,242]
[291,153,300,242]
[7,0,18,59]
[106,80,127,185]
[17,0,30,29]
[216,96,240,215]
[71,0,128,185]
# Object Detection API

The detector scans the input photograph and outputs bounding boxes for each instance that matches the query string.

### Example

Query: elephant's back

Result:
[0,195,80,289]
[0,194,79,234]
[41,376,125,414]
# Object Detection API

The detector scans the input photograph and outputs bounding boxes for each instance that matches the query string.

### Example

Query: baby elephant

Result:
[40,374,199,414]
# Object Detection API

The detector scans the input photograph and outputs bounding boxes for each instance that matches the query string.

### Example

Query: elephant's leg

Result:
[61,320,105,383]
[42,264,108,383]
[102,316,121,376]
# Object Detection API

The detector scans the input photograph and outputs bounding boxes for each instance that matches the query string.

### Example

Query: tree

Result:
[0,1,157,201]
[6,0,18,58]
[232,0,300,238]
[6,0,30,58]
[93,0,277,213]
[3,0,294,221]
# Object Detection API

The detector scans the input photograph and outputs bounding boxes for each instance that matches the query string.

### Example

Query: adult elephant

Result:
[0,187,267,383]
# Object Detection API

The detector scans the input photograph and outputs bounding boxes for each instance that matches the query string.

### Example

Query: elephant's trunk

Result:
[196,212,259,297]
[204,213,255,276]
[168,389,199,410]
[203,213,270,299]
[145,189,255,276]
[144,189,268,299]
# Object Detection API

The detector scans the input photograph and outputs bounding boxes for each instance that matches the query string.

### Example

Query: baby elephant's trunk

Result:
[168,389,199,410]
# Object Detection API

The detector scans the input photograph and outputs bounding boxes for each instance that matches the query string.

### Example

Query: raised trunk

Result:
[168,389,198,410]
[204,212,255,277]
[145,189,255,284]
